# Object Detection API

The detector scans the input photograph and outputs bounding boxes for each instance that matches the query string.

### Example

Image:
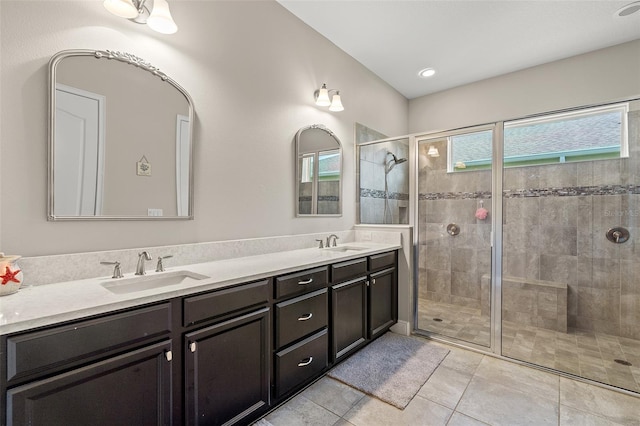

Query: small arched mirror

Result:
[295,124,342,216]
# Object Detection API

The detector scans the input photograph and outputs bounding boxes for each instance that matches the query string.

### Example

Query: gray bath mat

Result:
[328,332,449,409]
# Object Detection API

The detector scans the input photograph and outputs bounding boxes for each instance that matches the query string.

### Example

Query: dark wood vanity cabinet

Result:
[1,250,398,426]
[331,251,398,362]
[184,308,270,426]
[182,279,271,426]
[2,304,174,426]
[273,267,330,399]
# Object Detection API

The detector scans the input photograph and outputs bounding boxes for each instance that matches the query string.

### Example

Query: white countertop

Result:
[0,242,400,335]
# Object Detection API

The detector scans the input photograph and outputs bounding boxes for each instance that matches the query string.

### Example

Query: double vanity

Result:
[0,241,399,425]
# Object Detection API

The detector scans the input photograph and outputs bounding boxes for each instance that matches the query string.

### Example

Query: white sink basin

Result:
[101,270,209,294]
[325,246,368,253]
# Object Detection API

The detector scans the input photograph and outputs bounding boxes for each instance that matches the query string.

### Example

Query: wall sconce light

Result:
[314,83,344,112]
[103,0,178,34]
[427,146,440,157]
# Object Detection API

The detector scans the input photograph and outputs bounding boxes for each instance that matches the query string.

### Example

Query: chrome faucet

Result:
[135,251,152,275]
[326,234,339,247]
[100,261,123,279]
[156,255,173,272]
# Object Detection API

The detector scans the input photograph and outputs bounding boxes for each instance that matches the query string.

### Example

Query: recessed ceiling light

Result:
[615,1,640,17]
[418,68,436,78]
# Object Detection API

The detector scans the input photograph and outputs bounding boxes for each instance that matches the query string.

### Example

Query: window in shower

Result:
[450,103,628,171]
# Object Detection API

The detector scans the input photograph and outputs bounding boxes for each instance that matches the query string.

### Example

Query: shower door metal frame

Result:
[412,123,504,355]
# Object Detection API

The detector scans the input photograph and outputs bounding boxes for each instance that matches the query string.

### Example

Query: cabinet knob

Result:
[297,357,313,367]
[165,350,173,362]
[297,313,313,321]
[189,342,197,353]
[372,278,376,285]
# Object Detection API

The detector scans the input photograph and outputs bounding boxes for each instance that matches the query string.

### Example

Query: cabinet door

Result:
[331,277,367,362]
[184,307,270,426]
[7,340,172,426]
[368,267,398,340]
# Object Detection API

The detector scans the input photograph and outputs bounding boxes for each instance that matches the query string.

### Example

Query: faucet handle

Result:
[315,239,324,249]
[156,255,173,272]
[100,261,124,279]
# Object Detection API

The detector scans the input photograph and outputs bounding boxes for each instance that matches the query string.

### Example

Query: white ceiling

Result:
[277,0,640,99]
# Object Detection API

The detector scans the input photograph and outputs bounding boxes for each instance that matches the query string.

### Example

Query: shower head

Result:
[387,151,407,165]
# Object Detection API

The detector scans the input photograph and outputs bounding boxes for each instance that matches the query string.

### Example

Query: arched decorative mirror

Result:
[295,124,342,216]
[48,49,194,220]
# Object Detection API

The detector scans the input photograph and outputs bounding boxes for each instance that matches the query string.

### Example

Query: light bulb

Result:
[103,0,138,19]
[315,84,331,106]
[329,92,344,112]
[147,0,178,34]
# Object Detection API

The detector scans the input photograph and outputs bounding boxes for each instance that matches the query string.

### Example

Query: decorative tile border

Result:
[419,185,640,200]
[361,188,410,201]
[419,191,492,201]
[299,196,340,202]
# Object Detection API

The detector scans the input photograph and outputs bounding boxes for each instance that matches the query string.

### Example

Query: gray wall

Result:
[0,0,408,256]
[409,40,640,134]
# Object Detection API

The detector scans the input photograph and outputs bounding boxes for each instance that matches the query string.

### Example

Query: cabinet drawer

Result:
[275,329,328,398]
[275,289,328,349]
[6,303,171,383]
[331,257,367,283]
[369,251,396,272]
[183,279,270,326]
[275,266,328,299]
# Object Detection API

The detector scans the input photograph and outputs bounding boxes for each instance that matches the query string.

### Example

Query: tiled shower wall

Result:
[418,109,640,339]
[359,139,410,224]
[418,138,492,312]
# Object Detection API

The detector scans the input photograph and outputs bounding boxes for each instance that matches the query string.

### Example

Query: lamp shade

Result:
[103,0,138,18]
[427,146,439,157]
[315,84,331,106]
[329,93,344,112]
[147,0,178,34]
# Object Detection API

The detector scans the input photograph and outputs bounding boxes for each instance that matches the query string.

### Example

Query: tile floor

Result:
[257,336,640,426]
[418,299,640,393]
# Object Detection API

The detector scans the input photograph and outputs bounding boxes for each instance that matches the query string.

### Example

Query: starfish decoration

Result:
[0,265,21,285]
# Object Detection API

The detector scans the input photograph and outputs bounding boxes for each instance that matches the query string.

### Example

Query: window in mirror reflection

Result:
[317,150,340,215]
[295,124,342,216]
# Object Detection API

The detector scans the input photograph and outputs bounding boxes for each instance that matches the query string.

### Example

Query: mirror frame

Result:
[295,124,343,217]
[48,49,195,221]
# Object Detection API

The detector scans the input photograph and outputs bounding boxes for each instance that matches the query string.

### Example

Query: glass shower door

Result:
[501,101,640,393]
[416,126,494,348]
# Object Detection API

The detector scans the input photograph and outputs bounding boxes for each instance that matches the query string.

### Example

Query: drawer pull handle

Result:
[190,342,197,353]
[298,278,313,285]
[298,313,313,321]
[165,350,173,362]
[298,357,313,367]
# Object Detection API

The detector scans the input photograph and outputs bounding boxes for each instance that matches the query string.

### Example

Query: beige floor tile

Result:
[333,420,356,426]
[343,394,452,426]
[265,394,341,426]
[473,356,560,402]
[560,377,640,425]
[439,347,484,375]
[559,405,627,426]
[456,376,559,425]
[301,377,365,417]
[418,364,473,408]
[446,412,489,425]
